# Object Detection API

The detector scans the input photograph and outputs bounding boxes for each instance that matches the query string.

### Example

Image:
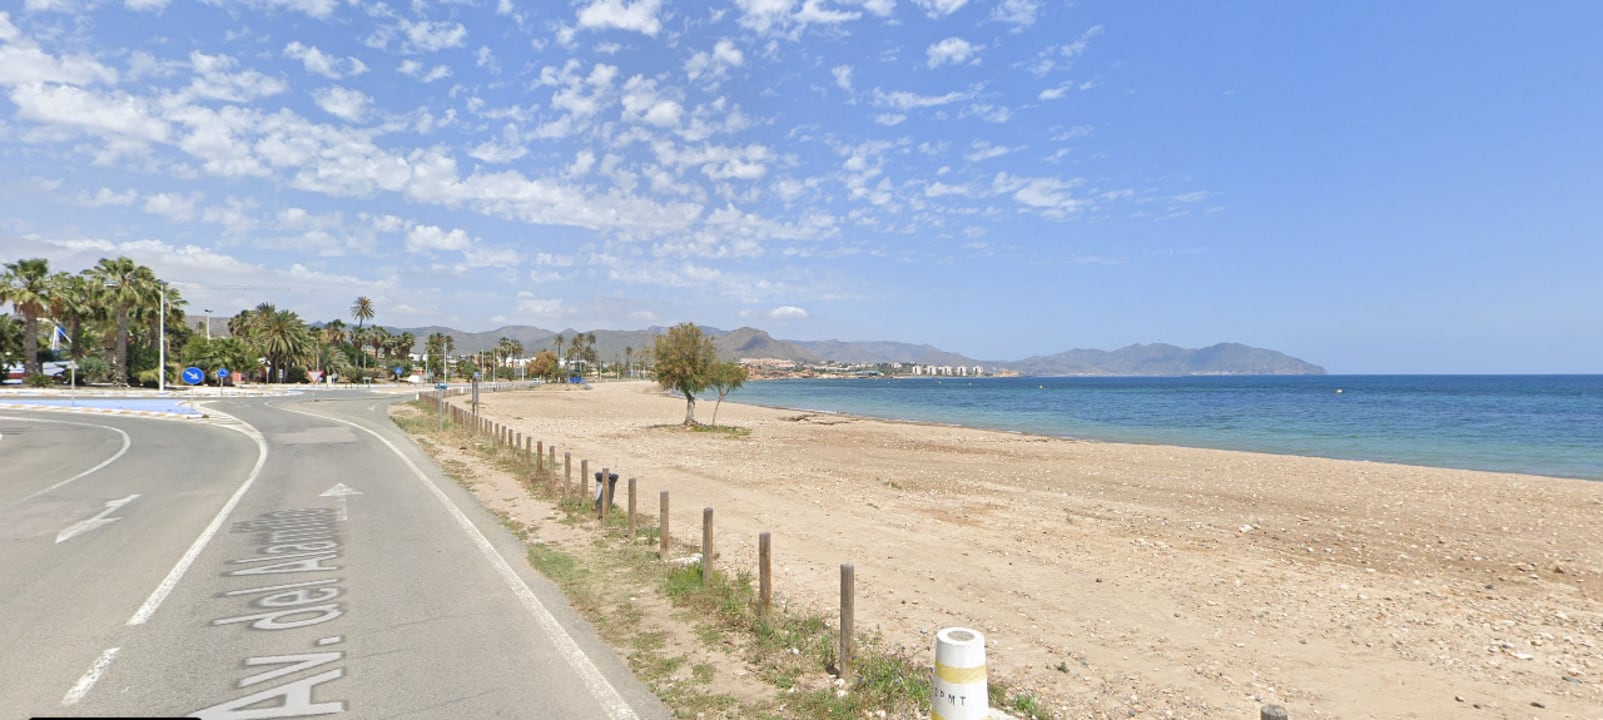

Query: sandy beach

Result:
[463,380,1603,719]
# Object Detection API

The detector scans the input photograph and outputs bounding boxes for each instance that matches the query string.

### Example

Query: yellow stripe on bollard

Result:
[934,662,987,685]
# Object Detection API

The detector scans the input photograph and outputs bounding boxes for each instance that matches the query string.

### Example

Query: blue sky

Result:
[1,1,1599,373]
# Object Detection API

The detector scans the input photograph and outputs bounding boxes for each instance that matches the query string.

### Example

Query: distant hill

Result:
[1007,342,1325,376]
[388,323,1322,375]
[794,339,980,366]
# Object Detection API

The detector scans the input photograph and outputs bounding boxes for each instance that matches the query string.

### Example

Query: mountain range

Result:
[383,324,1326,376]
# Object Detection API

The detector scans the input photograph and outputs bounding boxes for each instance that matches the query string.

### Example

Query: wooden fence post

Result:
[564,452,573,493]
[627,478,637,540]
[537,440,544,473]
[759,532,772,617]
[659,491,670,560]
[840,563,855,682]
[598,467,610,520]
[701,507,714,583]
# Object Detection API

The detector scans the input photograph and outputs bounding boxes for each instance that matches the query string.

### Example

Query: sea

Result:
[730,375,1603,481]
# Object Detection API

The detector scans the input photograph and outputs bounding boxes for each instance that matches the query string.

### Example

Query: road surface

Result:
[0,391,670,719]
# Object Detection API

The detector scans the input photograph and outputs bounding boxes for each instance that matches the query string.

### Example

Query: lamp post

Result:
[157,281,167,393]
[204,308,212,340]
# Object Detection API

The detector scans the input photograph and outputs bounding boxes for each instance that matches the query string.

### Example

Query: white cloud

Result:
[926,37,979,68]
[143,192,198,222]
[398,60,452,82]
[0,35,120,86]
[576,0,663,35]
[208,0,340,18]
[831,64,853,91]
[874,88,969,110]
[993,172,1084,217]
[734,0,861,35]
[964,140,1017,162]
[469,124,527,164]
[566,149,596,177]
[126,0,170,11]
[406,223,472,252]
[1032,25,1104,75]
[854,0,894,16]
[873,113,905,126]
[8,83,170,143]
[78,187,139,206]
[399,19,467,52]
[912,0,966,18]
[686,38,744,82]
[768,305,808,319]
[312,86,370,122]
[284,42,367,79]
[185,51,287,102]
[991,0,1036,27]
[515,292,565,316]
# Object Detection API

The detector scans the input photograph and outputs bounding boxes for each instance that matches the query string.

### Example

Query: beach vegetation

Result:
[707,361,749,427]
[653,322,719,425]
[1,257,53,377]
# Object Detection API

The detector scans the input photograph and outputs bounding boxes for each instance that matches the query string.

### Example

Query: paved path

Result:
[0,392,670,719]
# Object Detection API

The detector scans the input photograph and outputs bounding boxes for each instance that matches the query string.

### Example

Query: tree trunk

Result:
[683,390,697,426]
[115,309,130,386]
[21,313,40,376]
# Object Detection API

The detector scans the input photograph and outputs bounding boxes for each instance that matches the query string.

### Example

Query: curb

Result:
[0,402,204,420]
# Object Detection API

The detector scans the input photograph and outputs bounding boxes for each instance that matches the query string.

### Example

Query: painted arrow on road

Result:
[319,482,363,521]
[56,494,140,544]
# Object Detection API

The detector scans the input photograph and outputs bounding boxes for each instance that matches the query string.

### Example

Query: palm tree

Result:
[1,258,53,377]
[391,332,415,378]
[552,333,565,365]
[256,308,314,383]
[350,296,374,374]
[425,332,448,379]
[321,319,347,347]
[49,272,94,364]
[87,256,161,385]
[0,315,22,371]
[624,346,634,378]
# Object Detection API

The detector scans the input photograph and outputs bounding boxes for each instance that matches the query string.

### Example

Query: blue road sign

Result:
[435,383,448,391]
[394,366,403,375]
[217,368,230,379]
[181,366,204,385]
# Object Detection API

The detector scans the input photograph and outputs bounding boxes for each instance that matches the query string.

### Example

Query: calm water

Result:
[731,376,1603,480]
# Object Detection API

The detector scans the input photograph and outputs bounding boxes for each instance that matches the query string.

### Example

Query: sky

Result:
[1,1,1599,373]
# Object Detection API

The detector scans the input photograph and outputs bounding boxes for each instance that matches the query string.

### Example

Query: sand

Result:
[464,380,1603,719]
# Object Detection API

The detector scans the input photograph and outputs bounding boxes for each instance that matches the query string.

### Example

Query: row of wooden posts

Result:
[430,391,864,683]
[425,389,1292,719]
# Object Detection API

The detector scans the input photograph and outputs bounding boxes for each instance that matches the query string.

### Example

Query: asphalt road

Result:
[0,392,671,719]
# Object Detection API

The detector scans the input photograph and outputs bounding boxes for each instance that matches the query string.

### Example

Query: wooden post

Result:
[701,507,714,583]
[600,468,613,520]
[537,440,544,473]
[840,563,855,682]
[759,532,772,617]
[1261,706,1289,720]
[580,460,589,503]
[627,478,637,540]
[659,491,670,560]
[564,452,572,493]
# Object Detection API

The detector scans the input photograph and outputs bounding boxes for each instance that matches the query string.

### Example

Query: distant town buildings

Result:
[909,364,985,376]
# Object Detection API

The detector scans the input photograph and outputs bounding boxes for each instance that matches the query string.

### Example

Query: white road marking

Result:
[126,406,269,626]
[4,416,133,506]
[61,646,119,706]
[56,494,140,543]
[318,482,363,521]
[276,401,641,720]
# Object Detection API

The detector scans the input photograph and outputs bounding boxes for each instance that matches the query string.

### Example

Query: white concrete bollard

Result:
[933,627,987,720]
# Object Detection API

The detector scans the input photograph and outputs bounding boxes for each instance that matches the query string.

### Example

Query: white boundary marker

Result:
[61,646,120,706]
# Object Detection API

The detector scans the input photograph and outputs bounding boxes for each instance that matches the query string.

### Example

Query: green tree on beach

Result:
[707,361,749,428]
[653,322,718,426]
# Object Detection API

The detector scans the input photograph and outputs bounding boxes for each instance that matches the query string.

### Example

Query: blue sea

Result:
[730,375,1603,480]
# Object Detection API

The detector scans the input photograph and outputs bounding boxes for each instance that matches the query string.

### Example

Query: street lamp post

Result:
[204,308,212,340]
[158,282,167,393]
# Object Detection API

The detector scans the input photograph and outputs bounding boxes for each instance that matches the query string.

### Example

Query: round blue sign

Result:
[181,366,204,385]
[216,368,230,378]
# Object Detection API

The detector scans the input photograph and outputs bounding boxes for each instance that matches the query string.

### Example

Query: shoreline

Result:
[472,380,1603,719]
[727,377,1603,482]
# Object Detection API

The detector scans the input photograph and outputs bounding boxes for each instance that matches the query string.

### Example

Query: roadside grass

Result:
[390,399,1043,720]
